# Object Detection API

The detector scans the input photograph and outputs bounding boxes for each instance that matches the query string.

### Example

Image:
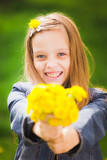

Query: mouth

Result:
[45,71,63,78]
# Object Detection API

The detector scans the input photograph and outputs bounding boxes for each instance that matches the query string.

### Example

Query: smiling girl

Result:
[8,12,107,160]
[32,27,70,86]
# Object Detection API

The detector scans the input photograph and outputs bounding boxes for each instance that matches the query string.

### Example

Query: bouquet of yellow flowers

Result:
[27,84,87,126]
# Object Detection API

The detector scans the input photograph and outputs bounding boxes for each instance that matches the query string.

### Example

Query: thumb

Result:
[32,122,42,138]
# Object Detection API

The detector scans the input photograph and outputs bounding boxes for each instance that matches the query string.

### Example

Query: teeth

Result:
[46,72,61,78]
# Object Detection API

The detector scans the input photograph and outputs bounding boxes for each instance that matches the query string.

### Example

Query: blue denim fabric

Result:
[7,82,107,160]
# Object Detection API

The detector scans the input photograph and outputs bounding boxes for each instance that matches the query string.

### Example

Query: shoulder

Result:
[7,81,34,107]
[11,81,34,96]
[89,88,107,102]
[12,81,34,90]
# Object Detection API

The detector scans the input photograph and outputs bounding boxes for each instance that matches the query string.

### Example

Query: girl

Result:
[8,12,107,160]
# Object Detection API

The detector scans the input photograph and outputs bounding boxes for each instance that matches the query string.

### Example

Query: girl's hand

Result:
[47,126,80,154]
[32,115,63,141]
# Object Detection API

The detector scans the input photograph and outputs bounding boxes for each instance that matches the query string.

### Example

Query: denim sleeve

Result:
[7,82,28,137]
[7,82,42,144]
[22,116,44,145]
[68,92,107,156]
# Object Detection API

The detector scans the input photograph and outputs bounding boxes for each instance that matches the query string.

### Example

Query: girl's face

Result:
[32,28,70,85]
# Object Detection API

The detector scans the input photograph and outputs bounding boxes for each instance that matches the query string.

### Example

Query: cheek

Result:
[34,61,44,73]
[64,59,70,72]
[34,61,40,72]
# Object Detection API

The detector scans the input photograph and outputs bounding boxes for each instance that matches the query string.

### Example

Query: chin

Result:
[45,81,63,85]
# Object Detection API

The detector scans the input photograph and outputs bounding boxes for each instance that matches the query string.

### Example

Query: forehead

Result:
[32,27,69,50]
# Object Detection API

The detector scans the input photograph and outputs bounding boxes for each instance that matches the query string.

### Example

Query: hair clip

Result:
[36,26,42,32]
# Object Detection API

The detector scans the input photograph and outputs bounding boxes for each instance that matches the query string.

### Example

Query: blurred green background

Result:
[0,0,107,159]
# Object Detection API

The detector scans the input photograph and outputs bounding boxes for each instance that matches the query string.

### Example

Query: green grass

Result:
[100,133,107,159]
[0,135,17,160]
[0,0,107,159]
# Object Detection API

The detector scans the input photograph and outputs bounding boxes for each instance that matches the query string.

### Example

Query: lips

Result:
[45,71,63,78]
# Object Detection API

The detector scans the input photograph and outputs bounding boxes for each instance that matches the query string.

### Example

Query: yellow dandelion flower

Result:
[28,19,41,29]
[69,107,79,123]
[30,113,38,123]
[54,106,68,120]
[27,84,87,126]
[69,86,87,102]
[48,117,61,126]
[60,117,71,126]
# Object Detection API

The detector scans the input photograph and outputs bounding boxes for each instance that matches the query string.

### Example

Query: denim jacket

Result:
[7,82,107,160]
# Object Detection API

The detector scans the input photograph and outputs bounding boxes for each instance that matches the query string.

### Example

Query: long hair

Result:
[24,12,91,109]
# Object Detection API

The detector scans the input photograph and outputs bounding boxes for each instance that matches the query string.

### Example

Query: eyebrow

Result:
[55,48,70,52]
[33,48,70,54]
[33,50,46,54]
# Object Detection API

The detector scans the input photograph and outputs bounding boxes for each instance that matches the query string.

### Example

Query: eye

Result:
[36,55,46,58]
[58,53,66,56]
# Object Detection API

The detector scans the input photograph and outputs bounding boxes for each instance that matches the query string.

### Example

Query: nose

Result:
[46,58,58,69]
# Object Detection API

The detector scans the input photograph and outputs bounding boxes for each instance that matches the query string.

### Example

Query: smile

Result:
[45,71,63,78]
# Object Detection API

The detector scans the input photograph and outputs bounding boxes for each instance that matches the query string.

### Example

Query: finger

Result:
[41,114,55,123]
[48,133,63,143]
[40,120,63,132]
[47,141,62,154]
[47,141,57,153]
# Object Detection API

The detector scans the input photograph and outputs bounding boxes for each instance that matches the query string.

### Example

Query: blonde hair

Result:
[25,12,92,109]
